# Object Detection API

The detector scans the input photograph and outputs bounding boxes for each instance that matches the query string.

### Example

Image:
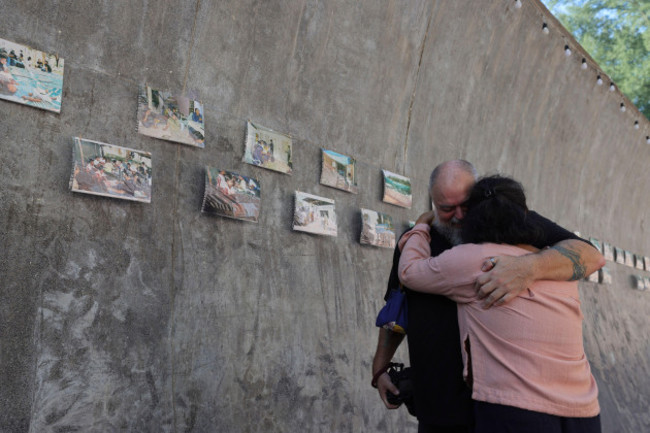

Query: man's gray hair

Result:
[428,160,478,192]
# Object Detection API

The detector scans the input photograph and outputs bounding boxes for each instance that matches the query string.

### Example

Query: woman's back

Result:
[435,242,600,417]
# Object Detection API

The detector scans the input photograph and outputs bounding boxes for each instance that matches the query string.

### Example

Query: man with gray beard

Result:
[371,160,605,433]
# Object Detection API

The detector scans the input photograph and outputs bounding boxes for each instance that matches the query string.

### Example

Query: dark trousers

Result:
[418,424,470,433]
[473,401,601,433]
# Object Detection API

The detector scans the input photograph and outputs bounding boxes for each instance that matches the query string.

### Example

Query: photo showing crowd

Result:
[201,168,261,223]
[0,37,64,113]
[69,138,152,203]
[137,85,205,148]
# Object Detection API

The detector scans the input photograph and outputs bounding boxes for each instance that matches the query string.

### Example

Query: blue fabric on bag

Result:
[376,287,408,334]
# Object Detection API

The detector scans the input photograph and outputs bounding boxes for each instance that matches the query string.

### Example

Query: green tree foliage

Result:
[543,0,650,119]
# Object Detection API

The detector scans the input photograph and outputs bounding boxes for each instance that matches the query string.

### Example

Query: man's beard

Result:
[432,218,463,246]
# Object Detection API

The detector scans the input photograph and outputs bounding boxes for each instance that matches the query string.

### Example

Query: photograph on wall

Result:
[634,254,645,270]
[588,237,602,253]
[586,270,599,283]
[382,170,412,208]
[614,247,625,265]
[69,137,152,203]
[0,38,64,113]
[602,242,614,262]
[600,267,612,285]
[137,84,205,147]
[292,191,337,237]
[624,250,634,267]
[645,256,650,271]
[632,275,645,291]
[644,276,650,291]
[360,208,395,249]
[243,121,292,174]
[320,149,358,194]
[201,168,261,223]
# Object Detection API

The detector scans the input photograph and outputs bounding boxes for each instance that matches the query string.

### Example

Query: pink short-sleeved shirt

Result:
[398,224,599,418]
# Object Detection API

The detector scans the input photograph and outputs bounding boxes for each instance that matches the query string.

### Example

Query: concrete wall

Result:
[1,1,648,432]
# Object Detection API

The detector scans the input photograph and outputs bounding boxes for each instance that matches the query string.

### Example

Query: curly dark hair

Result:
[461,175,544,245]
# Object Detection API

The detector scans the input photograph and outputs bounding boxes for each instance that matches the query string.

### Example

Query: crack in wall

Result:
[402,2,434,172]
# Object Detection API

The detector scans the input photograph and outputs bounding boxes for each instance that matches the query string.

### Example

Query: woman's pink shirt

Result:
[398,224,599,417]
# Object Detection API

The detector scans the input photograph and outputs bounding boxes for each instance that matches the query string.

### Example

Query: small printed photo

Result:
[137,85,205,147]
[201,168,261,223]
[0,38,64,113]
[243,121,292,174]
[382,170,412,208]
[588,237,602,253]
[360,208,396,249]
[632,275,645,291]
[634,254,645,270]
[624,250,634,267]
[292,192,337,236]
[614,247,625,265]
[586,270,599,283]
[602,242,614,262]
[644,276,650,291]
[600,267,612,285]
[70,137,152,203]
[644,256,650,271]
[320,149,358,193]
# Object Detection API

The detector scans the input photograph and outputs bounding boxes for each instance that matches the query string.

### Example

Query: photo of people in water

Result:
[243,121,293,174]
[360,208,395,249]
[0,38,64,113]
[201,167,261,223]
[69,137,152,203]
[382,169,412,209]
[320,149,358,194]
[293,191,337,237]
[137,85,205,148]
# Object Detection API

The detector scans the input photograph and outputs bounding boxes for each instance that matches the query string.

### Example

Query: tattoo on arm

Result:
[551,245,587,280]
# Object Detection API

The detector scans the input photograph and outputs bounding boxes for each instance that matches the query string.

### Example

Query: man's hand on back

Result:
[476,239,605,308]
[475,254,536,308]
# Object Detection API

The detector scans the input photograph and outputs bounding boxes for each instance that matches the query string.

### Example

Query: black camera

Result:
[385,363,416,416]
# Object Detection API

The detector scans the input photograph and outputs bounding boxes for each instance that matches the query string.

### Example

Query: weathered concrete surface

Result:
[0,1,648,432]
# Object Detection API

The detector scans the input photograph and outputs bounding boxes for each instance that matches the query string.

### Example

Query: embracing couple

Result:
[372,160,605,433]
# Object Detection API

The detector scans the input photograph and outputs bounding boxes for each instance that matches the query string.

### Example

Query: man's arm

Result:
[372,328,404,409]
[476,238,605,308]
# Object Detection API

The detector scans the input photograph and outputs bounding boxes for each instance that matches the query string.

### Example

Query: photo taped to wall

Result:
[360,208,395,248]
[320,149,358,194]
[602,242,614,262]
[201,167,261,223]
[70,137,152,203]
[0,37,64,113]
[293,191,337,237]
[382,169,412,209]
[137,84,205,147]
[243,121,292,174]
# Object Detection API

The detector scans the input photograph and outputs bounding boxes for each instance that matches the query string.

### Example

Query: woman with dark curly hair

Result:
[398,175,601,433]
